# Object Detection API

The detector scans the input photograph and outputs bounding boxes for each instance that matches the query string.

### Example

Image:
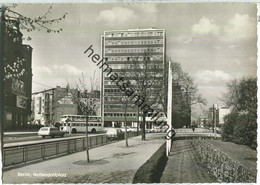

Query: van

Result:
[38,127,65,138]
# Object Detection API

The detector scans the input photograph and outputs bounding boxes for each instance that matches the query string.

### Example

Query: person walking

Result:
[192,125,195,132]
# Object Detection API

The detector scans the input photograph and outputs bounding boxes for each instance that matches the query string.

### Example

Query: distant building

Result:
[217,107,230,125]
[79,90,101,116]
[31,85,79,126]
[3,19,33,131]
[101,28,166,128]
[208,104,230,126]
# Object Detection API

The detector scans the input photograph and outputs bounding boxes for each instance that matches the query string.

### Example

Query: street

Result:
[3,132,104,144]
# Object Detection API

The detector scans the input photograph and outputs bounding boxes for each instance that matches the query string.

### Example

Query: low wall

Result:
[190,140,255,183]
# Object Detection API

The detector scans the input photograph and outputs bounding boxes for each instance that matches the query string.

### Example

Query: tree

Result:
[70,73,98,163]
[223,77,257,116]
[4,4,67,37]
[221,77,257,148]
[170,61,206,128]
[122,52,165,140]
[3,4,67,80]
[121,96,130,147]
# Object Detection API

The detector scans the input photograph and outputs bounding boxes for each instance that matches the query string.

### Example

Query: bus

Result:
[59,115,103,133]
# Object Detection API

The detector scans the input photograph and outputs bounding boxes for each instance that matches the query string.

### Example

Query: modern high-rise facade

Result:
[101,28,166,128]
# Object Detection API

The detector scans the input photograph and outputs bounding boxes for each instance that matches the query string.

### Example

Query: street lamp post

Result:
[212,104,216,138]
[85,114,90,162]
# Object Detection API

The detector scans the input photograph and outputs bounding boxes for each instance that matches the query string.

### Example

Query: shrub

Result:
[221,112,257,149]
[190,141,255,183]
[221,112,237,142]
[132,143,167,183]
[232,113,257,148]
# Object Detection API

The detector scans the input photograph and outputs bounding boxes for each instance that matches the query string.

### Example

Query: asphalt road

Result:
[3,132,104,144]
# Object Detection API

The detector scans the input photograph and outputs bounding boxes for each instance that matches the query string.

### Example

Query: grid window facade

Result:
[102,28,166,123]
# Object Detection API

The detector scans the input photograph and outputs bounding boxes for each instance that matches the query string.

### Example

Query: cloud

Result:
[97,7,137,24]
[222,14,256,40]
[195,70,231,85]
[34,66,52,74]
[214,45,221,50]
[174,34,193,44]
[228,44,238,49]
[34,64,81,77]
[192,17,220,36]
[137,4,158,13]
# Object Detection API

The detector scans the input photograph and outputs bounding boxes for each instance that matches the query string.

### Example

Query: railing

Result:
[3,132,139,169]
[175,128,213,133]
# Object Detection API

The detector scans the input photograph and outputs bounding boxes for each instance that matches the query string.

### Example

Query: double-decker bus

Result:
[59,115,103,133]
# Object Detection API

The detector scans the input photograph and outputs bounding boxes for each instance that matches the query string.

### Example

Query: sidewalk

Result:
[161,140,216,183]
[3,133,165,184]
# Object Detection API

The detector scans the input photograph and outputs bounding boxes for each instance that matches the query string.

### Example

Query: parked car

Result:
[216,127,222,134]
[106,128,124,140]
[121,126,130,133]
[38,127,65,138]
[121,126,138,132]
[149,127,162,133]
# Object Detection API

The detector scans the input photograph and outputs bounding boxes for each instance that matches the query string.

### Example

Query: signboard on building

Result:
[17,95,27,108]
[58,93,74,104]
[12,79,25,95]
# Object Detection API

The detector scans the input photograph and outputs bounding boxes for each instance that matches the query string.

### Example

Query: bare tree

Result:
[4,4,67,39]
[169,61,207,128]
[121,96,130,147]
[222,77,257,116]
[122,53,165,140]
[117,80,135,147]
[69,73,98,163]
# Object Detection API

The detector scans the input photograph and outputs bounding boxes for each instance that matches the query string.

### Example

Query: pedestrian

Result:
[192,125,195,132]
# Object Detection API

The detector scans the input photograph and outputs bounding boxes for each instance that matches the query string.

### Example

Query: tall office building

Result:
[101,28,166,128]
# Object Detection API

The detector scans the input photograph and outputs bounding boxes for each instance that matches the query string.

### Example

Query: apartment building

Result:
[31,85,78,126]
[3,19,33,131]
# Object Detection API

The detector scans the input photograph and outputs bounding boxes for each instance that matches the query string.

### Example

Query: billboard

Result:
[17,95,27,108]
[12,79,25,95]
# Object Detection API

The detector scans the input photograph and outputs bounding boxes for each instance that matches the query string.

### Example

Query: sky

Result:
[13,3,257,113]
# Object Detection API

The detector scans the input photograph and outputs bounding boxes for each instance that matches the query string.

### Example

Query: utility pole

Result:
[214,105,217,138]
[85,114,90,163]
[136,106,139,135]
[212,104,216,137]
[212,104,214,133]
[0,5,5,180]
[166,62,172,157]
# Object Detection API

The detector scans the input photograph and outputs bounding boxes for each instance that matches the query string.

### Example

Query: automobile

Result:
[215,127,222,134]
[149,127,162,133]
[121,126,138,132]
[128,127,138,132]
[38,127,65,138]
[121,126,130,133]
[106,128,124,140]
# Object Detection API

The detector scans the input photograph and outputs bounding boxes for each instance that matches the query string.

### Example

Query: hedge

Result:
[190,140,255,183]
[132,142,167,183]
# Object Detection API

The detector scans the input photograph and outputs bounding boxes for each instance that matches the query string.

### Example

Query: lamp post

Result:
[85,113,90,162]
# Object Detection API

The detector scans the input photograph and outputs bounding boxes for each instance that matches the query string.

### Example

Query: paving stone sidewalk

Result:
[161,140,217,183]
[3,133,165,184]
